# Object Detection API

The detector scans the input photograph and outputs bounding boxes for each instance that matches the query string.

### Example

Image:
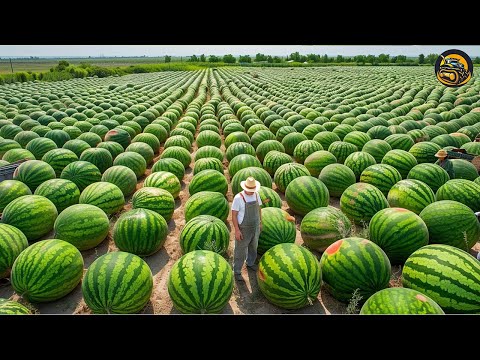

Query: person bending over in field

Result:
[434,149,455,179]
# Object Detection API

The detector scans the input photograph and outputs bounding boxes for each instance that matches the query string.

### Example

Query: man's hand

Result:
[235,229,243,241]
[259,223,263,232]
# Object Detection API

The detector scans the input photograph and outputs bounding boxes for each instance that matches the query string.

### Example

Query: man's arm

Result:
[232,210,242,240]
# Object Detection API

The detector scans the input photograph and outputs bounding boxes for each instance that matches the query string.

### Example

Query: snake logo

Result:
[435,49,473,87]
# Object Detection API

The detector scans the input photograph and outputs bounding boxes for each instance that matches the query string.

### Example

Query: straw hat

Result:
[240,176,261,193]
[434,149,448,158]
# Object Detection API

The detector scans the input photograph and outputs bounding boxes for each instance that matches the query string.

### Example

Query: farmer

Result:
[434,149,455,179]
[231,176,262,281]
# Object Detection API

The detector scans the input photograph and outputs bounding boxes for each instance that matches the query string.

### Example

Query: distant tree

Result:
[199,54,206,62]
[365,54,376,64]
[395,55,406,63]
[378,53,389,63]
[299,55,307,63]
[165,55,171,63]
[189,55,199,62]
[208,55,220,62]
[426,53,438,65]
[336,55,344,63]
[354,55,365,64]
[418,53,425,64]
[255,53,267,62]
[223,54,236,63]
[273,56,282,63]
[474,57,480,64]
[307,54,320,62]
[238,55,252,63]
[53,60,70,71]
[266,55,273,63]
[290,52,301,62]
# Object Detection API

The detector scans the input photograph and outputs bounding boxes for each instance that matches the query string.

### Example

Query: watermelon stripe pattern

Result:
[402,244,480,313]
[79,182,125,215]
[188,169,228,196]
[61,161,102,191]
[34,179,80,213]
[273,163,310,193]
[435,179,480,211]
[179,215,229,254]
[101,165,138,197]
[168,250,233,314]
[0,299,31,315]
[143,171,181,199]
[258,186,282,209]
[319,164,356,197]
[231,167,272,195]
[0,180,32,212]
[113,152,147,179]
[340,183,389,224]
[12,160,56,192]
[11,239,84,302]
[258,208,297,254]
[82,252,153,314]
[132,187,175,222]
[407,163,450,193]
[387,179,435,215]
[359,164,402,196]
[42,148,79,177]
[0,223,28,279]
[184,191,229,222]
[285,176,329,216]
[257,243,322,309]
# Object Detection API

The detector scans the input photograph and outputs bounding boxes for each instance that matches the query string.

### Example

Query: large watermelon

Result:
[42,148,78,177]
[60,160,102,191]
[408,141,441,164]
[387,179,435,214]
[79,182,125,215]
[436,179,480,211]
[257,186,282,209]
[34,179,80,213]
[179,215,229,254]
[189,169,228,196]
[257,207,296,254]
[360,288,444,315]
[300,206,352,252]
[344,151,377,180]
[381,149,417,179]
[304,150,337,177]
[320,237,391,303]
[11,239,83,302]
[359,164,402,196]
[340,183,389,224]
[12,160,56,192]
[451,159,478,181]
[79,147,113,173]
[257,243,322,309]
[168,250,233,314]
[0,223,28,278]
[143,171,181,199]
[161,146,192,168]
[318,163,356,197]
[327,141,358,164]
[113,151,147,178]
[362,139,392,163]
[293,140,323,164]
[54,204,110,250]
[132,187,175,222]
[25,137,57,159]
[402,244,480,313]
[184,191,229,222]
[226,142,255,162]
[152,158,185,181]
[419,200,480,251]
[407,163,450,192]
[228,154,262,177]
[273,163,310,193]
[101,165,138,197]
[285,176,329,216]
[82,252,153,314]
[262,151,293,177]
[0,299,31,315]
[0,180,32,212]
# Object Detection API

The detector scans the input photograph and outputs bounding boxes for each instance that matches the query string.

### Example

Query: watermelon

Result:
[257,186,282,209]
[387,179,436,214]
[82,251,153,314]
[402,244,480,313]
[104,128,131,149]
[62,126,83,139]
[0,139,21,157]
[196,130,221,148]
[0,180,32,212]
[132,187,175,221]
[257,243,321,309]
[152,158,185,181]
[189,169,228,196]
[79,182,124,215]
[300,206,352,252]
[113,208,168,256]
[408,141,442,164]
[1,195,57,241]
[13,131,39,148]
[281,132,307,155]
[451,159,478,181]
[170,128,194,144]
[369,208,429,264]
[340,183,389,224]
[419,200,480,251]
[11,239,83,302]
[327,141,358,164]
[320,237,391,303]
[256,140,285,163]
[362,139,392,163]
[304,150,337,177]
[144,171,181,199]
[231,167,272,195]
[62,139,91,157]
[407,163,450,192]
[225,131,250,148]
[360,288,444,315]
[97,141,125,160]
[2,148,36,163]
[53,204,109,250]
[384,134,415,151]
[359,164,402,196]
[34,179,80,213]
[343,131,371,149]
[61,161,102,191]
[275,126,297,143]
[257,207,296,254]
[318,163,356,197]
[285,176,329,216]
[125,142,155,165]
[184,191,229,222]
[161,146,192,168]
[77,132,103,147]
[12,160,56,192]
[436,179,480,211]
[226,142,255,162]
[293,140,323,164]
[192,157,223,175]
[250,130,276,149]
[228,154,262,177]
[262,151,293,177]
[343,151,376,180]
[164,135,192,151]
[273,163,310,193]
[101,165,137,197]
[168,250,233,314]
[0,223,28,278]
[79,147,113,174]
[44,129,70,147]
[381,149,417,179]
[42,148,78,177]
[113,151,147,178]
[194,146,224,162]
[0,299,31,315]
[179,215,229,254]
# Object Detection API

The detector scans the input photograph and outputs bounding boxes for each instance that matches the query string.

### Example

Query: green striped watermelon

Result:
[2,148,35,163]
[79,182,124,215]
[11,239,83,302]
[419,200,480,251]
[257,243,321,309]
[44,129,70,147]
[343,151,377,180]
[387,179,435,215]
[360,288,444,315]
[232,167,272,195]
[369,208,429,264]
[144,171,181,199]
[225,132,250,148]
[281,132,307,155]
[12,160,56,192]
[381,149,417,179]
[77,132,103,148]
[13,131,40,148]
[320,237,391,303]
[0,180,32,212]
[327,141,358,164]
[258,207,296,254]
[34,179,80,213]
[97,141,124,160]
[79,147,113,174]
[304,150,337,177]
[189,169,228,196]
[408,141,442,164]
[54,203,109,250]
[125,142,155,165]
[343,131,371,149]
[82,251,153,314]
[61,160,102,191]
[293,140,323,164]
[129,178,171,213]
[113,208,168,256]
[300,206,352,252]
[1,195,57,241]
[25,137,57,159]
[101,165,137,197]
[196,130,221,148]
[42,148,78,177]
[113,151,147,178]
[0,299,31,314]
[179,215,229,254]
[475,177,480,185]
[256,140,285,163]
[164,135,192,152]
[407,163,450,192]
[340,183,389,224]
[436,179,480,211]
[257,186,282,209]
[194,146,224,162]
[318,163,356,197]
[262,151,293,177]
[359,164,402,196]
[226,142,255,162]
[168,250,233,314]
[402,244,480,313]
[451,159,478,181]
[228,154,262,177]
[285,176,329,215]
[273,163,310,193]
[0,139,21,157]
[362,139,392,163]
[250,130,276,149]
[0,223,28,278]
[192,157,223,175]
[62,139,91,157]
[104,128,131,149]
[152,158,185,181]
[384,134,415,151]
[185,191,229,222]
[161,146,192,168]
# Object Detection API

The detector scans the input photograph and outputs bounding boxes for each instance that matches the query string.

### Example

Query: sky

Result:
[0,45,479,58]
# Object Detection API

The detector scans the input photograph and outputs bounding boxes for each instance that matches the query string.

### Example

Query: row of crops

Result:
[0,66,479,314]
